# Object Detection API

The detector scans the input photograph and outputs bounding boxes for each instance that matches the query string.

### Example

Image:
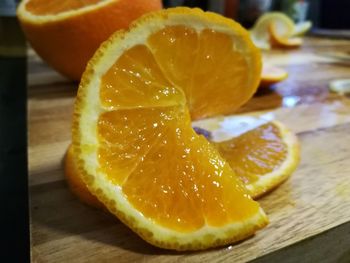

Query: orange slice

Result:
[260,65,288,87]
[72,7,267,250]
[215,121,300,198]
[269,23,303,48]
[250,12,295,50]
[17,0,162,80]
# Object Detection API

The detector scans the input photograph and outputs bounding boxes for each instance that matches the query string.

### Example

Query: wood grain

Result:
[28,37,350,262]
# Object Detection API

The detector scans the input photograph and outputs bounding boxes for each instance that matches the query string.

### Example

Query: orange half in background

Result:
[71,7,268,250]
[17,0,163,80]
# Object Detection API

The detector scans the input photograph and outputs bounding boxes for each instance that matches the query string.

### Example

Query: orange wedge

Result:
[72,7,267,250]
[215,121,300,198]
[260,65,288,87]
[269,23,303,48]
[17,0,162,80]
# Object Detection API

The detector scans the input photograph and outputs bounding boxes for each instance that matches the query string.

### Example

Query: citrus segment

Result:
[73,7,267,250]
[216,121,299,198]
[98,107,180,185]
[100,44,184,109]
[120,111,260,232]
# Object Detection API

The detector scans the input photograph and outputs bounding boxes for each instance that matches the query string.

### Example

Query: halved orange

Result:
[260,65,288,87]
[72,7,267,250]
[17,0,162,80]
[269,23,302,48]
[215,121,299,198]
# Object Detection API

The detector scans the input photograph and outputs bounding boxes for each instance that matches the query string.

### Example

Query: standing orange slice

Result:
[72,7,267,250]
[17,0,162,80]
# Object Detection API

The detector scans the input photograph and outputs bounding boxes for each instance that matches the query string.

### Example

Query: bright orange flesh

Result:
[26,0,102,15]
[216,123,287,184]
[148,26,254,119]
[99,109,259,232]
[101,26,258,120]
[97,25,261,232]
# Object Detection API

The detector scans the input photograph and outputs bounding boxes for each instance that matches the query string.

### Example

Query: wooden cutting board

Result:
[28,37,350,262]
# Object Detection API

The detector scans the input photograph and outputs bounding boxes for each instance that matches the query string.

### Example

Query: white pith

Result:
[17,0,113,23]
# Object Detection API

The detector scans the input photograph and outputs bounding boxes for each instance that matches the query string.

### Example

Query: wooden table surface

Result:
[28,37,350,262]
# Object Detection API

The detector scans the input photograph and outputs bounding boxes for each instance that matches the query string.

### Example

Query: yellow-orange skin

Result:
[17,0,162,80]
[65,145,105,210]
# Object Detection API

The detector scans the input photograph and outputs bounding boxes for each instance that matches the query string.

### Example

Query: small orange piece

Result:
[269,23,302,48]
[72,7,267,250]
[17,0,162,80]
[215,121,300,198]
[260,65,288,87]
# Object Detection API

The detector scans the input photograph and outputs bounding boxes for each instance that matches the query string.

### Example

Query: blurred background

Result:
[163,0,350,30]
[1,0,350,57]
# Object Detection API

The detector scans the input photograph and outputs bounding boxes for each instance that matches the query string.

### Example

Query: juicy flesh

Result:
[148,26,251,119]
[216,123,287,184]
[26,0,102,15]
[98,26,260,232]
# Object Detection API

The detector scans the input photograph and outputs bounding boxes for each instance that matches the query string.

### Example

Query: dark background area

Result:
[163,0,350,29]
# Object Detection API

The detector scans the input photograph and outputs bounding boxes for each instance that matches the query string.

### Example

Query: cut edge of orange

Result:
[72,7,267,250]
[245,121,300,198]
